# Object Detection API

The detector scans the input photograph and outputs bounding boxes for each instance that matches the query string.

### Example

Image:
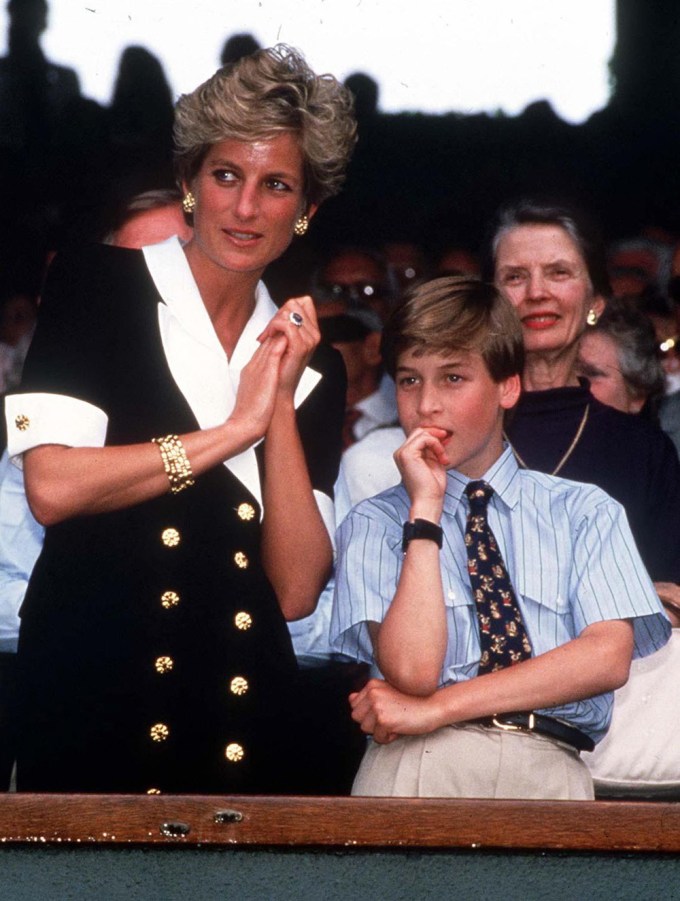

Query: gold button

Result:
[150,723,170,742]
[161,528,180,547]
[155,656,174,674]
[234,551,248,569]
[15,414,30,431]
[230,676,249,696]
[237,502,256,521]
[147,788,162,795]
[234,611,253,631]
[225,742,245,762]
[161,590,180,609]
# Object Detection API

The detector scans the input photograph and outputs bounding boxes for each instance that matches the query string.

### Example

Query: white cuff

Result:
[5,392,109,463]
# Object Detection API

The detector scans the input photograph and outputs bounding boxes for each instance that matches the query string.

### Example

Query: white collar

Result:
[143,237,321,512]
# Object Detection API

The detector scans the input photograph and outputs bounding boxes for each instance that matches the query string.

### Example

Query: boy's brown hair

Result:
[381,276,524,382]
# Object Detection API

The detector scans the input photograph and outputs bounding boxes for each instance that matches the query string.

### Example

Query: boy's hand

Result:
[394,427,448,521]
[349,678,442,744]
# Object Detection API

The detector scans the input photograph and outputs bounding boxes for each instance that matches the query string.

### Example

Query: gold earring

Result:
[182,192,196,214]
[586,309,598,326]
[293,215,309,237]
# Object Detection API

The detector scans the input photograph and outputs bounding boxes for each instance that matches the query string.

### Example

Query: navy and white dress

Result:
[6,237,345,794]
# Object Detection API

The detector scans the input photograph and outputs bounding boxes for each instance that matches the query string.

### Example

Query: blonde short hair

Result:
[174,45,356,206]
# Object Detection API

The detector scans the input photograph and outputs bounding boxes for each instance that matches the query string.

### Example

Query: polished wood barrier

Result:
[0,795,678,851]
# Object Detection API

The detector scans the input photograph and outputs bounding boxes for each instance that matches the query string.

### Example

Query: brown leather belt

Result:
[472,712,595,752]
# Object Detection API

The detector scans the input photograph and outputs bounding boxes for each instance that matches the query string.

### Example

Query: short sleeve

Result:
[5,392,108,460]
[4,247,142,456]
[330,501,403,663]
[570,494,671,658]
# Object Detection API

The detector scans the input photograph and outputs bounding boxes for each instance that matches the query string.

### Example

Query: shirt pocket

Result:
[516,559,573,655]
[442,572,480,671]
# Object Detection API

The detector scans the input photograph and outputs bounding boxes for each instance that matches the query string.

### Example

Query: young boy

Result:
[330,277,670,800]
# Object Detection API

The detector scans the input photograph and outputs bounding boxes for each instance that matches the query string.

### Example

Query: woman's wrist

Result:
[268,394,297,431]
[221,414,264,454]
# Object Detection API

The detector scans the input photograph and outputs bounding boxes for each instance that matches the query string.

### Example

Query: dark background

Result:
[1,0,679,293]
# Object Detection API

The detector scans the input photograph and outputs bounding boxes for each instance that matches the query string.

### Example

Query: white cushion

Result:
[583,629,680,797]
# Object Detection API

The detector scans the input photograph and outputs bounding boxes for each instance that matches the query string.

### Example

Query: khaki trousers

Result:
[351,723,594,800]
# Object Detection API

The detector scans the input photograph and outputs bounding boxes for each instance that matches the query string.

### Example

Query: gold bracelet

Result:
[152,434,195,495]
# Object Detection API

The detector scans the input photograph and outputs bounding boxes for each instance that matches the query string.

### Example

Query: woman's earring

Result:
[293,215,309,237]
[586,308,598,326]
[182,192,196,214]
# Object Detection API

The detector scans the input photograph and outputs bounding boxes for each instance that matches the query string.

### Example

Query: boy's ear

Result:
[499,373,521,410]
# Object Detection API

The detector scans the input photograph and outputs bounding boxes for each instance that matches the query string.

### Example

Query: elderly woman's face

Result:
[577,331,644,414]
[185,132,312,280]
[494,224,595,358]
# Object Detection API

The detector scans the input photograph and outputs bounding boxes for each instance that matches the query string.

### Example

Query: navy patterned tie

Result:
[464,480,532,674]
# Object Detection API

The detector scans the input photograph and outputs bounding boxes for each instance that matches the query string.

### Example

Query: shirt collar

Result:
[442,445,521,516]
[142,236,278,364]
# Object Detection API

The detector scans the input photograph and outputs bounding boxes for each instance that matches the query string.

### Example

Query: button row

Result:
[149,502,256,787]
[148,723,245,764]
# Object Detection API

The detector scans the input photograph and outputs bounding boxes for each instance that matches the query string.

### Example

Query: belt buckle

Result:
[491,713,535,733]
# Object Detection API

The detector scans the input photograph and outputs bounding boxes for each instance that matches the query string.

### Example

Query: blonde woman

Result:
[5,46,356,794]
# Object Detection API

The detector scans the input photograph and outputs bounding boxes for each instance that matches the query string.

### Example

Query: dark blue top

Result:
[505,380,680,584]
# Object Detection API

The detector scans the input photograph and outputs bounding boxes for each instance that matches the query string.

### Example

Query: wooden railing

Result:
[0,795,679,852]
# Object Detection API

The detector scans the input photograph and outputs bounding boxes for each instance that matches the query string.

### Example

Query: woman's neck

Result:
[183,243,261,359]
[522,346,581,392]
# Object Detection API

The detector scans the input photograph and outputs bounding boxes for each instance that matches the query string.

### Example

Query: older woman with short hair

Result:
[485,198,680,616]
[5,46,356,794]
[577,298,665,418]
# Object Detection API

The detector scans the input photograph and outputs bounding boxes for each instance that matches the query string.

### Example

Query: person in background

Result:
[607,236,672,300]
[313,245,399,324]
[486,198,680,622]
[635,286,680,396]
[576,297,664,419]
[0,290,37,396]
[104,188,192,248]
[433,244,480,278]
[382,241,428,296]
[317,306,394,448]
[4,44,356,794]
[312,246,398,441]
[220,33,261,67]
[574,306,680,799]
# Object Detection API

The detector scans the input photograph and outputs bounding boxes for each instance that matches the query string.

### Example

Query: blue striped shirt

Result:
[330,446,671,743]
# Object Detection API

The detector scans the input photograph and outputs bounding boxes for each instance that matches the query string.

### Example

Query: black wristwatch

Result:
[402,518,443,553]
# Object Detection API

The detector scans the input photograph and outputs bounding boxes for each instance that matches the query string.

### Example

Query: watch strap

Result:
[402,518,443,553]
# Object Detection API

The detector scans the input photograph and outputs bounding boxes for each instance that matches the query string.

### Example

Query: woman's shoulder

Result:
[41,243,155,320]
[46,242,146,287]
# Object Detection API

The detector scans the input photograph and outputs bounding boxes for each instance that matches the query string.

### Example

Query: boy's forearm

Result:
[359,619,635,742]
[375,539,448,695]
[427,619,634,728]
